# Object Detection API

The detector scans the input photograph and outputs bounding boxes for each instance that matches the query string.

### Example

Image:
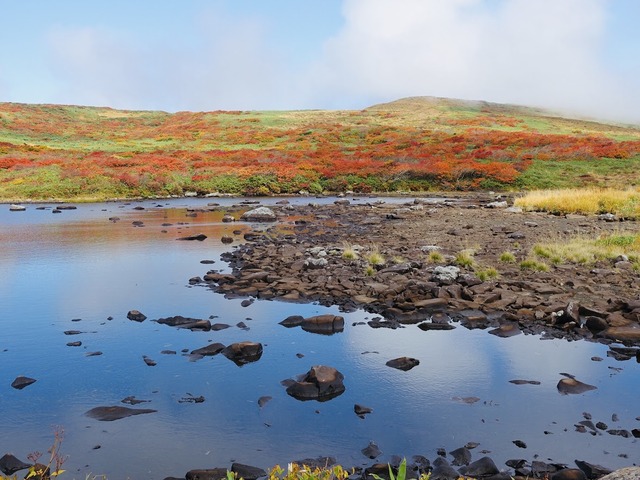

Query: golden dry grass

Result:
[514,188,640,218]
[533,232,640,266]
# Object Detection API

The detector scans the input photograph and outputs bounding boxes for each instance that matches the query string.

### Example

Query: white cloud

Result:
[308,0,640,123]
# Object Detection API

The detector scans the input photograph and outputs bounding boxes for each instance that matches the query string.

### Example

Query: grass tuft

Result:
[454,250,475,268]
[499,251,516,263]
[520,259,550,272]
[515,188,640,218]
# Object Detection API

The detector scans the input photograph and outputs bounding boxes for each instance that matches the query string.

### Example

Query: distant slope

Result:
[1,97,639,201]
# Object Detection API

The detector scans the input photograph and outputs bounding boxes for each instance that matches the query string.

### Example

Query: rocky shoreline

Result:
[187,195,640,480]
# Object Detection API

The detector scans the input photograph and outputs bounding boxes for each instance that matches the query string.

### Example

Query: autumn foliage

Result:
[0,99,639,199]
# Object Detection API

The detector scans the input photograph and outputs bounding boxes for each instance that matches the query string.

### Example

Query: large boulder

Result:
[301,315,344,335]
[0,454,30,475]
[156,316,212,331]
[241,207,277,222]
[11,376,37,390]
[222,342,263,366]
[557,377,597,395]
[285,365,345,401]
[386,357,420,371]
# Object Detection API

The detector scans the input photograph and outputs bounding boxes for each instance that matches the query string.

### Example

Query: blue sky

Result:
[1,0,638,123]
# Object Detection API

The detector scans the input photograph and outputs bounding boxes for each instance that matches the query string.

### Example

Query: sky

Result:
[1,0,639,123]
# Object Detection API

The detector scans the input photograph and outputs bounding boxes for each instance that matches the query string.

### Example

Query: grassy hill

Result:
[1,97,639,201]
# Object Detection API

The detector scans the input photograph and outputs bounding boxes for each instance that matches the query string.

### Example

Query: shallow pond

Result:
[1,197,638,479]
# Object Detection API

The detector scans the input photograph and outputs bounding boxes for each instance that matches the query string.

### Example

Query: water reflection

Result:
[1,199,638,479]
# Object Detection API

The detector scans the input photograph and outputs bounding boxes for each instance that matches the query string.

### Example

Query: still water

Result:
[1,197,638,479]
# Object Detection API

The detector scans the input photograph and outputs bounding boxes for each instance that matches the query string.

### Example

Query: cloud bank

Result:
[42,0,639,123]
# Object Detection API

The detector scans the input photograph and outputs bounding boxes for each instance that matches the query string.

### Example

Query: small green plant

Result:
[341,242,358,261]
[366,245,386,266]
[427,250,444,263]
[454,249,475,268]
[370,458,430,480]
[364,265,376,276]
[268,463,351,480]
[391,255,406,264]
[476,266,499,281]
[499,251,516,263]
[532,244,552,259]
[520,258,550,272]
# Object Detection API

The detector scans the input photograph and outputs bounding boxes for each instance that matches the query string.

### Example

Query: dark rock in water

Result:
[551,469,587,480]
[56,205,77,210]
[66,341,82,347]
[127,310,147,322]
[85,351,103,357]
[177,233,207,241]
[301,314,344,334]
[574,460,612,479]
[161,350,177,355]
[607,429,631,438]
[418,322,455,331]
[431,457,460,480]
[189,276,203,285]
[557,378,597,395]
[386,357,420,371]
[85,405,157,421]
[509,379,541,385]
[64,330,82,335]
[506,459,527,469]
[221,341,263,366]
[0,453,30,475]
[362,441,382,459]
[258,396,272,408]
[9,204,26,212]
[200,259,216,264]
[279,315,305,327]
[449,447,471,466]
[354,403,373,418]
[157,316,211,331]
[121,396,150,405]
[186,468,228,480]
[191,343,225,356]
[241,207,277,222]
[488,322,521,337]
[221,235,234,244]
[531,461,557,476]
[285,365,345,402]
[143,355,156,366]
[231,463,267,480]
[464,441,480,449]
[211,323,231,331]
[240,299,254,307]
[11,376,36,390]
[179,394,205,403]
[364,463,391,480]
[458,456,499,477]
[452,396,480,404]
[513,439,527,448]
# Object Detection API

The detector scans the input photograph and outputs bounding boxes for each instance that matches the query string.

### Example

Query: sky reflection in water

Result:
[0,198,638,479]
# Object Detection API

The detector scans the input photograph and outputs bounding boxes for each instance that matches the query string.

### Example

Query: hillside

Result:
[1,97,639,201]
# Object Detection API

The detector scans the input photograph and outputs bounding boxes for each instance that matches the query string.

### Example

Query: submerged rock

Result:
[10,376,37,390]
[191,343,225,356]
[557,378,597,395]
[386,357,420,371]
[285,365,345,402]
[157,316,212,331]
[362,441,382,459]
[221,342,263,366]
[0,453,30,475]
[85,405,157,421]
[177,233,207,241]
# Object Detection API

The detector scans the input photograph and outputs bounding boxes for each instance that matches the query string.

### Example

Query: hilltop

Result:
[1,97,639,201]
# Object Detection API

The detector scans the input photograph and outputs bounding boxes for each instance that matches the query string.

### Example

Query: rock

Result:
[231,463,267,480]
[449,447,471,466]
[279,315,304,327]
[63,330,82,335]
[258,396,272,408]
[9,204,26,211]
[386,357,420,371]
[585,316,608,333]
[285,365,346,401]
[431,457,460,480]
[121,396,150,405]
[551,469,587,480]
[189,276,203,285]
[354,404,373,418]
[85,405,157,421]
[509,379,541,385]
[599,467,640,480]
[221,342,263,366]
[458,456,499,477]
[557,378,597,395]
[186,468,229,480]
[157,316,211,331]
[10,376,37,390]
[127,310,147,322]
[512,439,527,448]
[304,257,328,269]
[431,266,460,283]
[301,314,344,334]
[488,323,521,337]
[574,460,612,479]
[600,326,640,342]
[241,207,277,222]
[0,453,30,475]
[222,214,235,223]
[142,356,157,366]
[66,341,82,347]
[486,201,508,208]
[191,343,225,356]
[177,233,207,241]
[362,441,382,459]
[221,235,234,244]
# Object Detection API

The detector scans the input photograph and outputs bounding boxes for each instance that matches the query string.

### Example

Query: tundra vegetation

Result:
[1,97,640,201]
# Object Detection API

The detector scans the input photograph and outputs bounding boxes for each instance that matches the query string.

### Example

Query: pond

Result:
[1,197,638,479]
